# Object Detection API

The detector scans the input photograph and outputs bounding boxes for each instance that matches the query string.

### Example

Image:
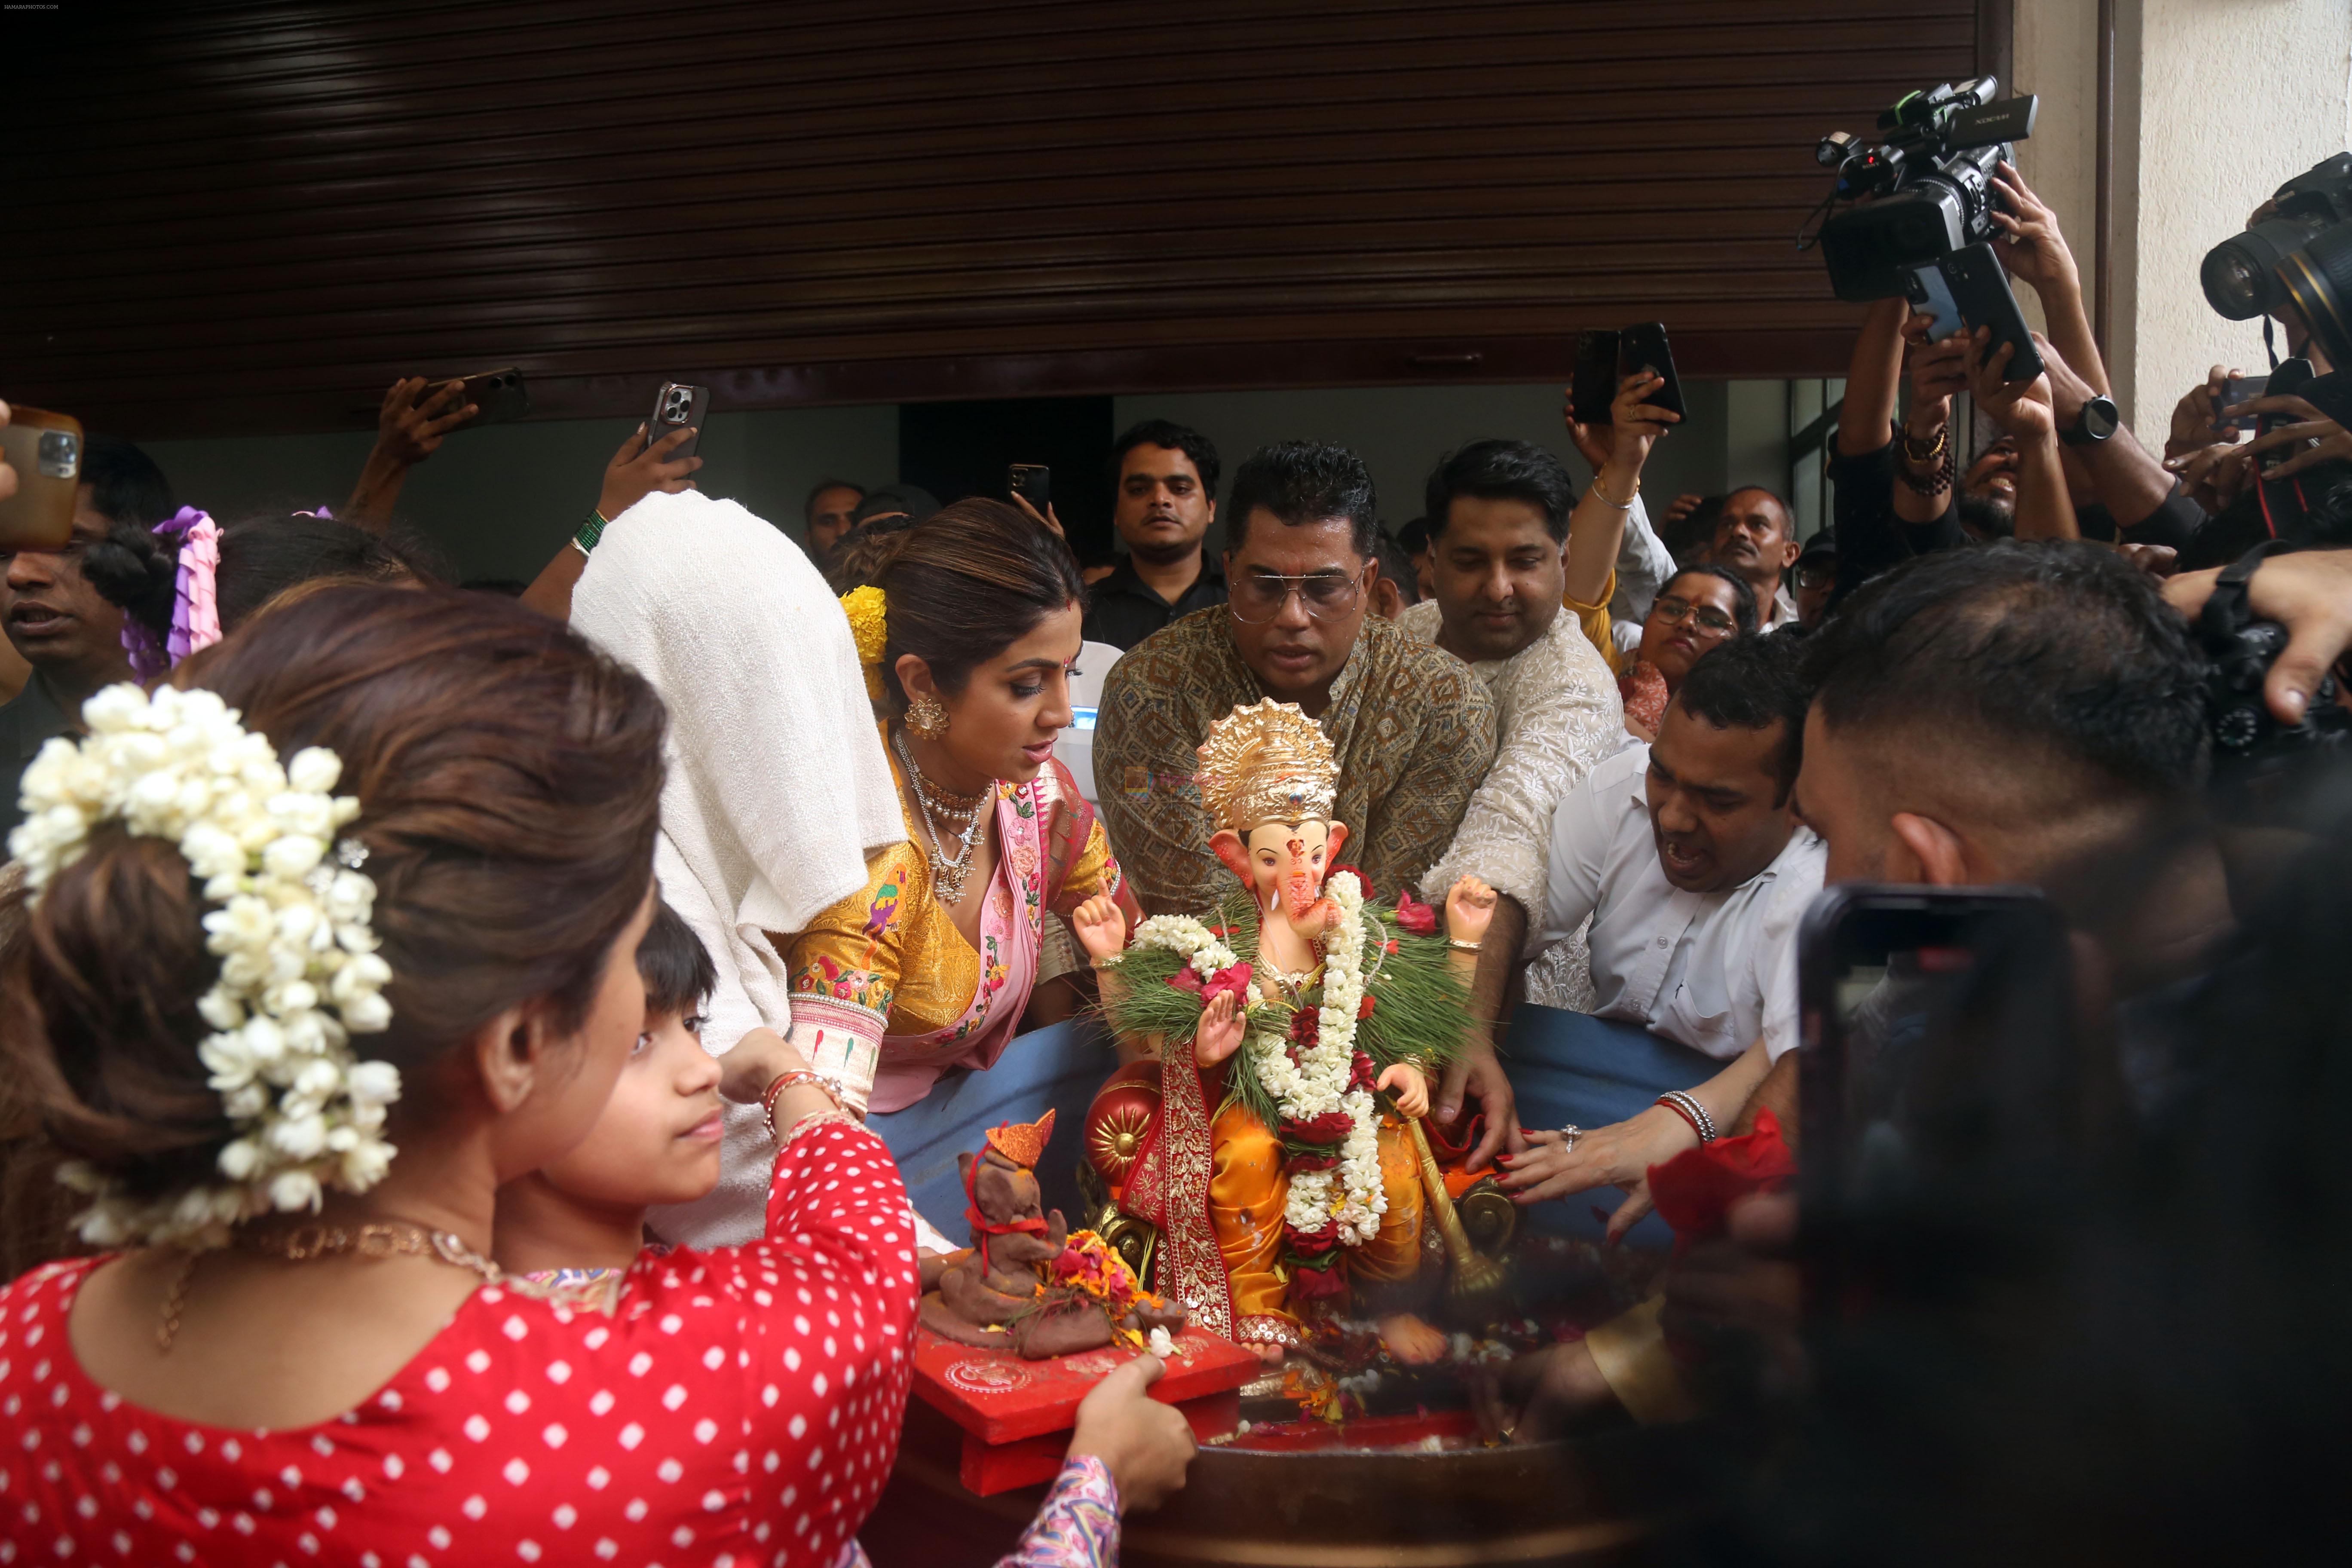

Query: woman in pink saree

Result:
[783,500,1144,1129]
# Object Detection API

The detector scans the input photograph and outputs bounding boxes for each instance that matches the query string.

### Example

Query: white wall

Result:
[2124,0,2352,432]
[142,403,898,583]
[2012,0,2102,345]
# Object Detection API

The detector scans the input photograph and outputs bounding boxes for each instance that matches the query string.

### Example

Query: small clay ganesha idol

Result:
[920,1111,1188,1361]
[1074,698,1498,1367]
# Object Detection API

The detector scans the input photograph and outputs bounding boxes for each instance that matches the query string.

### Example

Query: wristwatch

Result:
[2061,395,2121,447]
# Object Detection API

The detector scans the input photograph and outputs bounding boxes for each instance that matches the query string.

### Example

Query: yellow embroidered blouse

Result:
[783,733,1128,1116]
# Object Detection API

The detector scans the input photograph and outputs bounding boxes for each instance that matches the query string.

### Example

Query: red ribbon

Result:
[962,1154,1048,1276]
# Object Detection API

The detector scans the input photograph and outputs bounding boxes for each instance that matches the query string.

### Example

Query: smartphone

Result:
[1798,885,2074,1243]
[1903,261,1964,343]
[436,366,530,426]
[1936,243,2044,383]
[1571,328,1621,425]
[1008,463,1052,514]
[0,406,84,552]
[642,382,710,463]
[1617,322,1687,417]
[2218,373,2269,431]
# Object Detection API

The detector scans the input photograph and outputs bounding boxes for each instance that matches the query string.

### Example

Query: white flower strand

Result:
[1118,914,1247,981]
[11,683,400,1250]
[1252,872,1387,1248]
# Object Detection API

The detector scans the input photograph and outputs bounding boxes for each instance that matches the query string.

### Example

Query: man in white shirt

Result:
[1499,634,1822,1236]
[1399,439,1626,1165]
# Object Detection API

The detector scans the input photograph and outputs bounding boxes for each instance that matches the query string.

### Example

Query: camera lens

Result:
[2202,246,2271,318]
[2278,223,2352,370]
[2202,216,2326,319]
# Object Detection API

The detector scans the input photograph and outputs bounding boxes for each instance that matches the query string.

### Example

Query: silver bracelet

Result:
[1447,938,1483,952]
[1658,1090,1719,1144]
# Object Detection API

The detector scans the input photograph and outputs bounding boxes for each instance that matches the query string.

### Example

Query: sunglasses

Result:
[1228,568,1368,623]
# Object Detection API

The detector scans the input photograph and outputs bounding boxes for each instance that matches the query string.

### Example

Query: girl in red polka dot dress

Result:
[0,587,1179,1568]
[487,903,1193,1568]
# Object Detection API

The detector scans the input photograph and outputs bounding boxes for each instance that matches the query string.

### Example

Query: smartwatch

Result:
[2061,395,2121,447]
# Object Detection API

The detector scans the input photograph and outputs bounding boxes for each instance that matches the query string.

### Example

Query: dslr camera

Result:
[1810,77,2039,302]
[2201,153,2352,369]
[2199,545,2352,779]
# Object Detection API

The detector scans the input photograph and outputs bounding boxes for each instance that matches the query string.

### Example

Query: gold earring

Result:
[905,692,949,738]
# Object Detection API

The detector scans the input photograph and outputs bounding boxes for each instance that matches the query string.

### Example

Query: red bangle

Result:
[1655,1092,1710,1144]
[763,1070,843,1141]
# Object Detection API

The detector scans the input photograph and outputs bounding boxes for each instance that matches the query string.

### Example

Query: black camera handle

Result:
[2200,540,2300,645]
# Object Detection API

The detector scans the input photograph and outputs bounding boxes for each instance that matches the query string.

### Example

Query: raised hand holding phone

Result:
[600,422,702,521]
[1937,242,2044,382]
[1605,368,1680,474]
[0,403,83,551]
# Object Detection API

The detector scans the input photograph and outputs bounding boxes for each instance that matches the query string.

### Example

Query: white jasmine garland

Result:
[1245,871,1387,1248]
[13,684,400,1250]
[1130,877,1393,1250]
[1121,914,1250,983]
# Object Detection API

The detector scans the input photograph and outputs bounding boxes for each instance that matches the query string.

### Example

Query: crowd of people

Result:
[3,140,2352,1568]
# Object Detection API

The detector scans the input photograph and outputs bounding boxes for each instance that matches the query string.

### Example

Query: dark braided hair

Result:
[81,521,181,647]
[84,513,446,650]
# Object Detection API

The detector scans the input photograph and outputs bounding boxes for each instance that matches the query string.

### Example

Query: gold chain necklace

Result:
[891,727,995,904]
[158,1221,505,1353]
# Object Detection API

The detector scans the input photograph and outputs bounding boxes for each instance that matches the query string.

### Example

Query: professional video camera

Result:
[1806,77,2039,302]
[2202,153,2352,369]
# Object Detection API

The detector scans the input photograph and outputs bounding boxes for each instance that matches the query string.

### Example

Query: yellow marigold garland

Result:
[839,585,888,701]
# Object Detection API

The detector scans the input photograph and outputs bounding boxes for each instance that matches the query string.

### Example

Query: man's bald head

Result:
[1795,543,2209,886]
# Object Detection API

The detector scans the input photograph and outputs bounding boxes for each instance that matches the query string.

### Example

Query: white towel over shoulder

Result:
[570,490,903,1244]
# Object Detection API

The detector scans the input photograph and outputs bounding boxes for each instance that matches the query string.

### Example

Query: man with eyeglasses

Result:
[1096,439,1497,922]
[1787,533,1837,634]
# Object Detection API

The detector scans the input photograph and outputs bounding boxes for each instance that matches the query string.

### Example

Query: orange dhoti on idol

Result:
[1073,698,1503,1362]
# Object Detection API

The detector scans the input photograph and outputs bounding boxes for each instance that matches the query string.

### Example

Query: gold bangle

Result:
[1588,478,1638,511]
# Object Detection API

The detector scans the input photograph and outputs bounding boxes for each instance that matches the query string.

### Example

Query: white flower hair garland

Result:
[11,683,400,1250]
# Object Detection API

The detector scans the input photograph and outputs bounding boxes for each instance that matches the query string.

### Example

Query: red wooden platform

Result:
[907,1323,1261,1494]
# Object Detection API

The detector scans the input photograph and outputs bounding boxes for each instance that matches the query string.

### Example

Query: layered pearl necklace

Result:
[891,726,995,905]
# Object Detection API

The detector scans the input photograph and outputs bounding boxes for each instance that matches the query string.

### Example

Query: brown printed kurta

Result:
[1094,606,1498,916]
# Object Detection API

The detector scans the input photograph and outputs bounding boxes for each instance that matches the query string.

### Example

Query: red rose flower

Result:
[1286,1260,1349,1302]
[1287,1008,1320,1048]
[1167,967,1203,995]
[1283,1150,1340,1174]
[1357,993,1375,1020]
[1200,961,1254,1008]
[1393,886,1438,936]
[1280,1111,1354,1145]
[1285,1221,1342,1256]
[1348,1050,1378,1092]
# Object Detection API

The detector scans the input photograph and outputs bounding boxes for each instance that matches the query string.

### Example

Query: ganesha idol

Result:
[1069,698,1501,1367]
